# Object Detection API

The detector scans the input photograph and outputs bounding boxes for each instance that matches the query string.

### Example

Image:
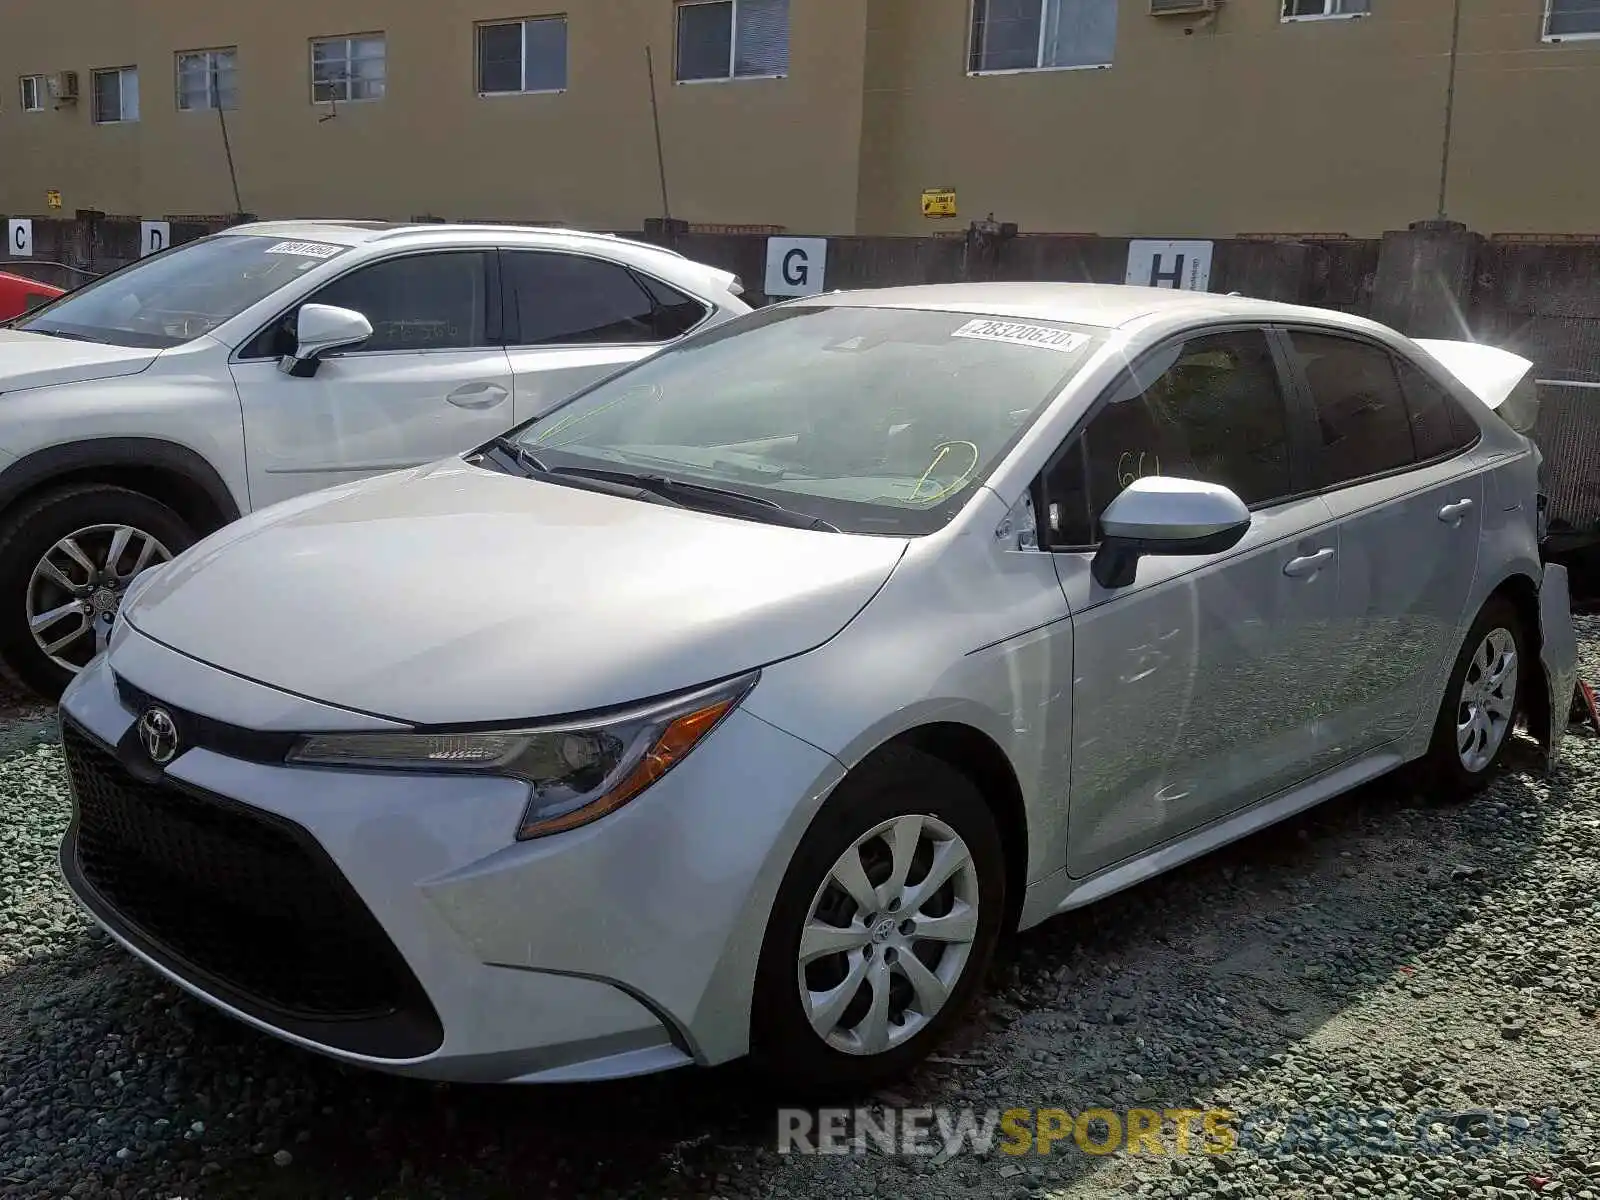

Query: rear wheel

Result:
[752,747,1006,1093]
[0,484,193,699]
[1424,596,1526,797]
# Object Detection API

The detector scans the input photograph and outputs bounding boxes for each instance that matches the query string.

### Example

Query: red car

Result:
[0,271,65,320]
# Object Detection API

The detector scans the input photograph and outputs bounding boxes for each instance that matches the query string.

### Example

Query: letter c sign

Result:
[7,219,33,258]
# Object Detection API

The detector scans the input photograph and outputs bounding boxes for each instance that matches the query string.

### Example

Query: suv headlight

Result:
[287,672,758,839]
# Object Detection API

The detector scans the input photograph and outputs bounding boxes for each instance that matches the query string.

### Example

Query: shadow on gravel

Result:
[2,728,1567,1200]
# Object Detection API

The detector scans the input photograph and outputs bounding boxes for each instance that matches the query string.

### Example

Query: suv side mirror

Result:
[279,303,373,377]
[1091,476,1251,589]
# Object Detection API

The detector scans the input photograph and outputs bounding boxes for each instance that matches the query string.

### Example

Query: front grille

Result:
[61,718,442,1058]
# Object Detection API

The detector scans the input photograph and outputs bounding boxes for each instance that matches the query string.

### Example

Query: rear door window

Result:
[638,273,709,340]
[1393,355,1481,460]
[1286,330,1416,488]
[503,251,686,346]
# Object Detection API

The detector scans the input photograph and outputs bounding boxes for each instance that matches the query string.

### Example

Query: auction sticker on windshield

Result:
[262,240,345,259]
[952,319,1090,354]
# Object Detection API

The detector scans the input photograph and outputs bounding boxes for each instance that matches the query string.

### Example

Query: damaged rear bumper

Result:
[1537,562,1581,771]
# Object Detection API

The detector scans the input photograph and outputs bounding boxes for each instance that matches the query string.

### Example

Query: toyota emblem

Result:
[137,707,180,766]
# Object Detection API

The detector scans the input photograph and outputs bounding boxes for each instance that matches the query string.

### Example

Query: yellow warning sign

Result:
[46,190,62,209]
[921,188,957,218]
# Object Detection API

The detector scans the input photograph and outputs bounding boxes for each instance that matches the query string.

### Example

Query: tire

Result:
[1423,596,1527,799]
[0,484,195,700]
[751,746,1006,1094]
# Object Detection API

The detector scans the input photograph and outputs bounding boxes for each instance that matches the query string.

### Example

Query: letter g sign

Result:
[764,237,827,298]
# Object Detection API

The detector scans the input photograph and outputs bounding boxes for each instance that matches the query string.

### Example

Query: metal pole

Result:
[645,45,673,238]
[1436,0,1464,220]
[213,64,244,215]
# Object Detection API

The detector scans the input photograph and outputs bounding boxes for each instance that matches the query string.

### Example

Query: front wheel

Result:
[0,484,194,699]
[752,747,1006,1093]
[1424,596,1527,797]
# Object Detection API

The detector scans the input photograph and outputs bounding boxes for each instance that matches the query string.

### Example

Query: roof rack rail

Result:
[372,223,688,259]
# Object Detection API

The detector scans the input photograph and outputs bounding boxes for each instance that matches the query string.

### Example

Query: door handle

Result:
[446,382,510,410]
[1283,548,1336,578]
[1438,498,1475,524]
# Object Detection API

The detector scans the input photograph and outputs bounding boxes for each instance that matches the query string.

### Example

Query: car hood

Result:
[0,329,159,392]
[123,459,908,724]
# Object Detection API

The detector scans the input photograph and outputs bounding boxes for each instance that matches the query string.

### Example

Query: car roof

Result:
[218,219,687,260]
[810,281,1392,336]
[216,220,406,246]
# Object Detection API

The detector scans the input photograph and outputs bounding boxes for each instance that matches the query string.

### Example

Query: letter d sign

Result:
[141,221,171,258]
[765,237,827,298]
[7,219,33,258]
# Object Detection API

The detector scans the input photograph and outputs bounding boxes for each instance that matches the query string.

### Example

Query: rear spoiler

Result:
[707,266,743,297]
[1413,338,1539,434]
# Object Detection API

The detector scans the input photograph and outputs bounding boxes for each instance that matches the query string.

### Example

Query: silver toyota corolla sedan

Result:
[56,283,1580,1091]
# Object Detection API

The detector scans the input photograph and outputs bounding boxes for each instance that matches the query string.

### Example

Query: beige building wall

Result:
[2,1,1598,238]
[859,0,1600,239]
[0,0,869,233]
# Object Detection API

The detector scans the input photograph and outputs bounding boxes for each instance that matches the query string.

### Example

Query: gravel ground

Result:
[3,626,1600,1200]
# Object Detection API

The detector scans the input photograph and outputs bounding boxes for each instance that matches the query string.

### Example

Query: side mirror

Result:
[279,303,372,377]
[1090,476,1251,589]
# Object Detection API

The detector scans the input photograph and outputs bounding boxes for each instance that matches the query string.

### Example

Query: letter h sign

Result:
[1124,240,1214,292]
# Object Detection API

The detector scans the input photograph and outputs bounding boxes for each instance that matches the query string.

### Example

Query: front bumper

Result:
[57,632,844,1082]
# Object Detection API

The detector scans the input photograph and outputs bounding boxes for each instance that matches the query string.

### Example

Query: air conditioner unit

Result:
[48,71,79,102]
[1151,0,1217,14]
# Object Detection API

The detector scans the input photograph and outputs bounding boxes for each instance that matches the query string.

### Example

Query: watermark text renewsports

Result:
[779,1107,1234,1157]
[777,1105,1564,1159]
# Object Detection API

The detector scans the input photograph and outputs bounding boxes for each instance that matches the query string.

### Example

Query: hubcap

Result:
[798,814,980,1056]
[1457,627,1518,773]
[26,524,173,674]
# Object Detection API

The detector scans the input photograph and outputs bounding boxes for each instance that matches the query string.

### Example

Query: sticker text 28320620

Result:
[951,319,1090,354]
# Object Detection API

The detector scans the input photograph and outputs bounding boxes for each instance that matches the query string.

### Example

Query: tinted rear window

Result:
[1287,331,1415,487]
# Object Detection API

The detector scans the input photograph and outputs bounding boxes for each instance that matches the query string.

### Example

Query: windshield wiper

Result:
[487,434,550,476]
[548,465,840,532]
[22,327,100,343]
[483,437,689,509]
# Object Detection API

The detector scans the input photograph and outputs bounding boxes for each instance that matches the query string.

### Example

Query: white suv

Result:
[0,220,750,697]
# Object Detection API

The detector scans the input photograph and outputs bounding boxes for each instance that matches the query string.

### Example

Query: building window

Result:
[675,0,789,82]
[1545,0,1600,38]
[311,34,386,103]
[969,0,1117,73]
[176,48,238,111]
[1282,0,1370,18]
[92,67,140,123]
[20,75,46,111]
[478,16,568,94]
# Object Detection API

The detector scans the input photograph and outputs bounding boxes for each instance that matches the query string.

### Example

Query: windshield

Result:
[514,304,1105,535]
[15,234,353,349]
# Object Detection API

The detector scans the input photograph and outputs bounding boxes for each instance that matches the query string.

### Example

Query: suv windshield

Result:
[515,304,1105,535]
[15,234,352,349]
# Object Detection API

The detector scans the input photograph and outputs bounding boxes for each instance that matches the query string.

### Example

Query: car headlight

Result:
[286,672,758,839]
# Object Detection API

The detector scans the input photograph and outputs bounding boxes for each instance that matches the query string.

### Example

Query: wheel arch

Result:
[0,438,243,536]
[853,722,1030,936]
[1480,569,1551,742]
